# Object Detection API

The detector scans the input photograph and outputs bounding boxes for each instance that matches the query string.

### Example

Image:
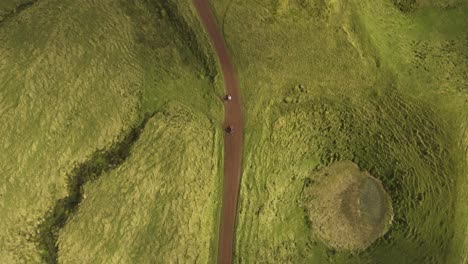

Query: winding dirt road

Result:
[192,1,243,263]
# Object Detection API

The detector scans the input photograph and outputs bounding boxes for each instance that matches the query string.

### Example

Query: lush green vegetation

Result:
[0,0,466,263]
[55,1,225,262]
[38,113,154,263]
[58,103,223,263]
[1,0,140,261]
[0,0,223,262]
[208,0,467,263]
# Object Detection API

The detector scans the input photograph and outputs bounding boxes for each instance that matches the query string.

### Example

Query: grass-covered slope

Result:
[1,0,465,262]
[208,0,467,263]
[58,104,222,263]
[56,1,225,262]
[0,0,223,262]
[123,0,222,116]
[0,0,35,22]
[0,0,141,261]
[229,87,462,264]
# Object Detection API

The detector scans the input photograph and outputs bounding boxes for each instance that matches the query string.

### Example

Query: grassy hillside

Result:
[0,0,34,22]
[58,103,222,263]
[1,0,465,263]
[0,0,223,262]
[0,0,141,261]
[56,1,225,262]
[208,0,467,263]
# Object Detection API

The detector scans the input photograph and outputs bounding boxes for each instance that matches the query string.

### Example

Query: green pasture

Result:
[0,0,466,263]
[208,0,467,263]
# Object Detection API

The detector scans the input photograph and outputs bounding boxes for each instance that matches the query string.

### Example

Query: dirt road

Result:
[192,1,244,263]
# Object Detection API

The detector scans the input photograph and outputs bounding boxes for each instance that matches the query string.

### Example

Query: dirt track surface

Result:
[192,1,244,263]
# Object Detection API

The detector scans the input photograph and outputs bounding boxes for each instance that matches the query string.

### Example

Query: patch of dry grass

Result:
[304,161,393,251]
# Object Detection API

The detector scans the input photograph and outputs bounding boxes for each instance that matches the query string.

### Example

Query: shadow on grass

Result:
[0,0,38,25]
[36,112,155,264]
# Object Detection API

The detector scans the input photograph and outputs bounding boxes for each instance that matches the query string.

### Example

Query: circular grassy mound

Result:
[305,161,393,251]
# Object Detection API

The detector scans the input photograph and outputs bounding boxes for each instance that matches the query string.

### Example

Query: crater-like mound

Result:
[304,161,393,251]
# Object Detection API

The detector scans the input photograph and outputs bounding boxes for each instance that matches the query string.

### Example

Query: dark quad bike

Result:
[225,126,235,134]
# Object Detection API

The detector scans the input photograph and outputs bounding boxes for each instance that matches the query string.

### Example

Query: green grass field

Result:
[0,0,223,262]
[0,0,466,263]
[208,0,467,263]
[58,103,222,263]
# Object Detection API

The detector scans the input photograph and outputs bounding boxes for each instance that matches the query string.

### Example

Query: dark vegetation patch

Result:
[392,0,417,12]
[391,0,462,12]
[0,0,37,24]
[36,112,155,264]
[121,0,216,81]
[159,1,217,79]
